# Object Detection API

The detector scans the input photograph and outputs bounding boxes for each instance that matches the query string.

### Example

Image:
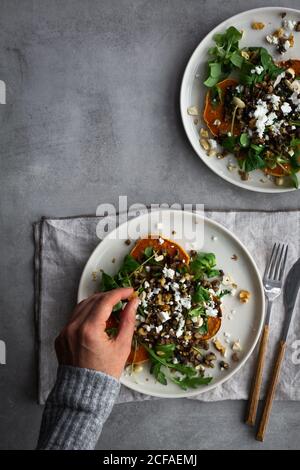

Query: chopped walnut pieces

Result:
[213,338,226,356]
[239,290,251,303]
[232,340,242,352]
[251,22,265,30]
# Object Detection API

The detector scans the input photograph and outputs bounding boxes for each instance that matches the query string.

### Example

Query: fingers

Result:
[116,297,139,347]
[85,288,134,330]
[69,293,104,324]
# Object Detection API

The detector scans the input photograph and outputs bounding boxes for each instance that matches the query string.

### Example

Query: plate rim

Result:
[180,6,300,194]
[78,208,265,398]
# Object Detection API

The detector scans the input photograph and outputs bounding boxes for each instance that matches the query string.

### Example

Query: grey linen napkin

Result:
[34,211,300,405]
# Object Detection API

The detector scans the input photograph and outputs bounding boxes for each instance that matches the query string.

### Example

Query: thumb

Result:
[116,297,139,348]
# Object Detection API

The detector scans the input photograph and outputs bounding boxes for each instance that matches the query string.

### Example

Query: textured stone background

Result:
[0,0,299,449]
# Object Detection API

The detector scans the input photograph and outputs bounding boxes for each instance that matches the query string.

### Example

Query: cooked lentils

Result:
[131,246,223,368]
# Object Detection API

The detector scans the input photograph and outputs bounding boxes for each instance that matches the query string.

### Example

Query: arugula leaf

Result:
[155,343,176,360]
[188,306,205,317]
[100,272,119,291]
[230,50,244,68]
[119,254,140,274]
[192,285,210,303]
[290,172,299,189]
[172,375,213,390]
[218,289,231,298]
[151,363,167,385]
[221,134,238,152]
[239,144,266,172]
[190,252,218,278]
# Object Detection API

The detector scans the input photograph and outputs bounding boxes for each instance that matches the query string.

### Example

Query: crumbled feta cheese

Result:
[213,119,221,126]
[254,100,269,138]
[156,325,163,334]
[251,65,264,75]
[180,297,192,310]
[144,280,150,288]
[267,94,281,110]
[162,266,175,279]
[158,237,164,245]
[273,71,286,88]
[282,19,296,30]
[176,317,185,338]
[281,101,292,115]
[154,254,164,262]
[145,266,150,272]
[158,311,170,323]
[266,34,279,45]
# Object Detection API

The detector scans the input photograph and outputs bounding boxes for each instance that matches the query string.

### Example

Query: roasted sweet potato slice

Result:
[200,316,221,341]
[203,78,239,137]
[130,235,190,264]
[278,59,300,76]
[126,345,149,365]
[264,163,292,177]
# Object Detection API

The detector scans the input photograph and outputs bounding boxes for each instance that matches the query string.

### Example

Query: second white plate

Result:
[180,7,300,193]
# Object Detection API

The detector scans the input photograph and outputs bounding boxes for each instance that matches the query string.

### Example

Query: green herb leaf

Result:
[172,375,213,390]
[100,272,119,291]
[192,285,210,303]
[120,254,140,274]
[188,306,205,317]
[240,133,250,148]
[144,246,153,258]
[290,172,299,189]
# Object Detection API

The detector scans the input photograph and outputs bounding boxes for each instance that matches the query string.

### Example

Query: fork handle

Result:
[256,340,286,442]
[245,324,270,426]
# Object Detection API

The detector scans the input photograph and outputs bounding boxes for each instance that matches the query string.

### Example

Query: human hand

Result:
[55,288,139,379]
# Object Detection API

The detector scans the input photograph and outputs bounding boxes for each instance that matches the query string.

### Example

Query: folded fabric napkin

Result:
[34,211,300,405]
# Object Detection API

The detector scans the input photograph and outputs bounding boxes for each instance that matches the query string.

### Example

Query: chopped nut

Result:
[251,22,265,30]
[289,34,294,47]
[239,290,251,303]
[92,271,98,281]
[274,27,285,38]
[200,128,209,138]
[187,106,199,116]
[200,139,210,151]
[138,327,146,336]
[219,360,229,370]
[213,339,226,356]
[154,254,164,262]
[275,176,284,186]
[133,364,143,373]
[232,340,242,352]
[208,149,217,157]
[241,50,250,60]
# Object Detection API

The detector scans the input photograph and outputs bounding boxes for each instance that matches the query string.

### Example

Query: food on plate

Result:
[191,23,300,188]
[100,236,234,390]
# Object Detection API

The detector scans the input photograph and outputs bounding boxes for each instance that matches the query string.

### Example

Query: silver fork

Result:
[246,242,288,426]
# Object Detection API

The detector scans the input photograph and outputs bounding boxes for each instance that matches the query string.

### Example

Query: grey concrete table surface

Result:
[0,0,300,450]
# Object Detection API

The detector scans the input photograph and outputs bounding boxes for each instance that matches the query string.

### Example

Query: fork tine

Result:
[278,245,288,281]
[268,243,281,280]
[274,244,285,280]
[264,243,277,279]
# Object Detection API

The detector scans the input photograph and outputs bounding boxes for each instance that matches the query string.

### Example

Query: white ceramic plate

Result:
[180,7,300,193]
[78,209,265,398]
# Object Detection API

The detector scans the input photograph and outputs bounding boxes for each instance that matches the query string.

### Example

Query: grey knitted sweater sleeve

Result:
[37,365,120,450]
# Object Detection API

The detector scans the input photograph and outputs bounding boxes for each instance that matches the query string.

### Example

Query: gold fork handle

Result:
[256,340,286,442]
[245,324,270,426]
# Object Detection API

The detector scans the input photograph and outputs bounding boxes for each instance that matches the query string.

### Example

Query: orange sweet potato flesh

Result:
[200,317,221,340]
[203,78,239,137]
[106,237,221,364]
[130,235,190,264]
